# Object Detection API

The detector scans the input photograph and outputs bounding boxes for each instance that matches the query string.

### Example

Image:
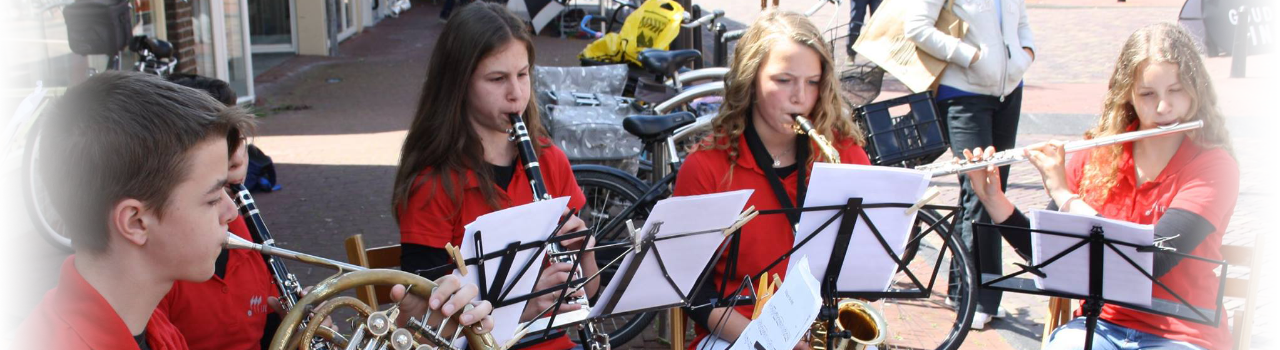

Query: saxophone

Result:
[791,115,889,350]
[791,115,840,163]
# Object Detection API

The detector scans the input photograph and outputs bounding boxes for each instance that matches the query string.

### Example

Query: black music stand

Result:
[418,203,755,348]
[417,226,598,346]
[699,197,964,348]
[972,220,1228,350]
[590,219,744,317]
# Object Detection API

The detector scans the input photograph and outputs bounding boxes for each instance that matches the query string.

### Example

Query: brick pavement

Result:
[0,0,1269,346]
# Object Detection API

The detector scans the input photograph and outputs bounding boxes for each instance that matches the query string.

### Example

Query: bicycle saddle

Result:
[638,49,702,78]
[623,111,696,140]
[130,35,174,59]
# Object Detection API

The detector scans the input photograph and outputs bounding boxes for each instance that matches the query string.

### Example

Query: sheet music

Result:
[1030,210,1154,307]
[456,197,569,345]
[727,256,823,350]
[789,163,930,292]
[589,190,754,318]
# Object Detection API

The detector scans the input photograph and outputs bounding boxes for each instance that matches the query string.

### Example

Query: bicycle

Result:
[25,33,180,253]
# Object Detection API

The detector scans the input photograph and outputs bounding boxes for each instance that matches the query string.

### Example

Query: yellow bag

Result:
[580,0,685,65]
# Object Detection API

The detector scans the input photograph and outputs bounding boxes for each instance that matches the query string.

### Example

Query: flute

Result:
[916,121,1203,177]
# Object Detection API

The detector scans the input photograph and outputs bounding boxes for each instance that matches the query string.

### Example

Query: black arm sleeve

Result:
[261,312,282,349]
[400,243,455,280]
[1151,208,1216,278]
[685,276,723,331]
[988,200,1056,261]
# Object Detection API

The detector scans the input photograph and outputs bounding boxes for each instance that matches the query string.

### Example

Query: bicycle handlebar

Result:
[681,9,725,28]
[724,29,746,42]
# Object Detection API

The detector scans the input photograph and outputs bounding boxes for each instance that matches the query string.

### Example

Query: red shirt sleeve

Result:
[1065,150,1089,193]
[673,150,721,197]
[544,145,586,211]
[399,173,461,248]
[836,138,871,165]
[1167,150,1239,230]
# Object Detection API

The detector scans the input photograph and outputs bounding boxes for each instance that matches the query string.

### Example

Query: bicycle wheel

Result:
[23,118,72,252]
[574,167,657,348]
[868,208,976,350]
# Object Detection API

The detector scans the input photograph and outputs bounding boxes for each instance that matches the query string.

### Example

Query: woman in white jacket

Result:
[903,0,1035,330]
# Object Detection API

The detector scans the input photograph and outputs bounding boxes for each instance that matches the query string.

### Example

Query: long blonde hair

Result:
[1080,23,1232,204]
[702,10,863,172]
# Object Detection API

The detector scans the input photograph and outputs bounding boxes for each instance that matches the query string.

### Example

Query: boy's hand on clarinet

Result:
[267,287,337,331]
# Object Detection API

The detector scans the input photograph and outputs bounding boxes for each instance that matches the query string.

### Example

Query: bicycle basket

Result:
[855,91,948,166]
[534,64,629,96]
[545,105,643,161]
[64,0,133,55]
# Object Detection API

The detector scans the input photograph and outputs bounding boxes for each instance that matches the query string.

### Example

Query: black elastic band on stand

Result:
[742,118,810,227]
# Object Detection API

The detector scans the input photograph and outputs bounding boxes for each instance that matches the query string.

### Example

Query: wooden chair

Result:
[344,234,403,309]
[1040,235,1265,350]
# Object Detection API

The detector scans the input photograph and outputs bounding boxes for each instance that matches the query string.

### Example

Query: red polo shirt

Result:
[673,135,870,349]
[158,215,279,350]
[20,256,189,350]
[1067,135,1238,350]
[399,142,586,350]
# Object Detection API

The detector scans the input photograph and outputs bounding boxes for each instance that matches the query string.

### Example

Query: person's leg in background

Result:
[440,0,457,21]
[940,95,1006,329]
[847,0,876,58]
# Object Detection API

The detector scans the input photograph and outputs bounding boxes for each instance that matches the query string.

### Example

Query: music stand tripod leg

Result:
[1082,225,1107,350]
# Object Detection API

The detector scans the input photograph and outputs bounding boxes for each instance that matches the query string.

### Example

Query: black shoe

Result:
[847,37,858,60]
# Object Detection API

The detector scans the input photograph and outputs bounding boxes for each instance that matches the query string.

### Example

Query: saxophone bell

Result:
[809,299,888,350]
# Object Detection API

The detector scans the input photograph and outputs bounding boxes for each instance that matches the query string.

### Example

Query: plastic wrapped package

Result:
[545,105,643,162]
[533,64,628,96]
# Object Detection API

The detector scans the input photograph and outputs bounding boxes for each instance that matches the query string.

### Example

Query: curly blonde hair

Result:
[702,10,863,177]
[1079,23,1232,204]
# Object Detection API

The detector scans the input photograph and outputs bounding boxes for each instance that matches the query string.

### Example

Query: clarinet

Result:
[229,184,329,350]
[507,114,609,350]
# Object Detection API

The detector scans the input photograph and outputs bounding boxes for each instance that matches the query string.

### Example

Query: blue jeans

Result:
[848,0,883,45]
[1045,317,1208,350]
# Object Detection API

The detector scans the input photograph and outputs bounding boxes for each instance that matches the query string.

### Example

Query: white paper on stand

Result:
[456,197,570,346]
[727,256,823,350]
[589,190,754,318]
[1030,210,1155,307]
[788,163,930,292]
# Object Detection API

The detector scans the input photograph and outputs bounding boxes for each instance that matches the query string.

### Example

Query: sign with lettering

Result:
[1203,0,1274,54]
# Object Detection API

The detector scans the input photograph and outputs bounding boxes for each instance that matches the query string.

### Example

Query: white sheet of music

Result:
[789,163,930,292]
[727,256,823,350]
[456,196,569,346]
[588,189,754,318]
[1030,210,1154,307]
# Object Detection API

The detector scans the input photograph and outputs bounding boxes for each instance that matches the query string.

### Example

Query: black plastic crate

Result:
[855,91,949,166]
